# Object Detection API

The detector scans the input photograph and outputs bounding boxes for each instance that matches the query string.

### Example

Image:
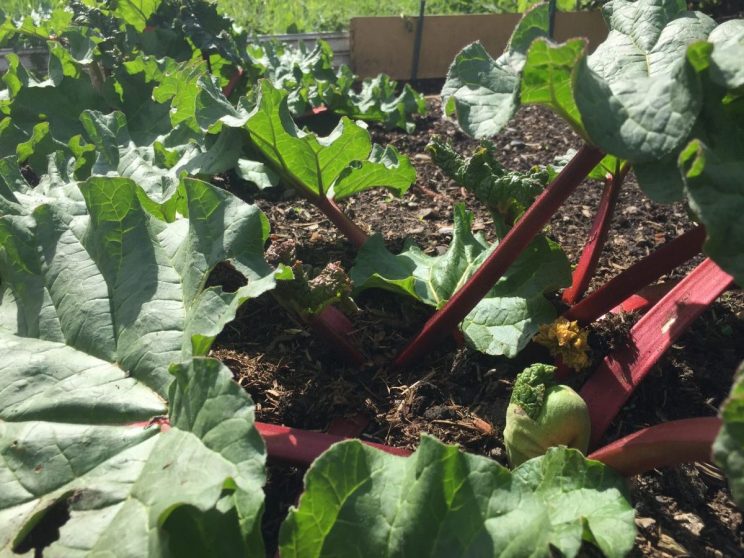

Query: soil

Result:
[213,95,744,557]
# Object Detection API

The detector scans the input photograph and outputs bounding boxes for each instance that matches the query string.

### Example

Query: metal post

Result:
[410,0,426,82]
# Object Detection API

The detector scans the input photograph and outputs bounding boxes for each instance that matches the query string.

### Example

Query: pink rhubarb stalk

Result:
[581,258,734,446]
[588,417,721,476]
[394,144,605,369]
[315,196,369,249]
[256,422,411,466]
[562,166,628,305]
[221,67,244,98]
[309,306,367,365]
[564,226,706,325]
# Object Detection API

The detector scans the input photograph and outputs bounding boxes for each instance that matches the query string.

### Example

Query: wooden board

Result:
[350,11,607,80]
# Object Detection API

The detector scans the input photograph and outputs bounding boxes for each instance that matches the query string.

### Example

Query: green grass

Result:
[223,0,523,34]
[2,0,64,20]
[2,0,594,34]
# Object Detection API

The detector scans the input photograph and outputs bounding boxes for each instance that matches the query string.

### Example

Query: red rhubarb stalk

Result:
[256,422,411,467]
[221,66,244,98]
[562,166,628,305]
[393,144,605,369]
[309,306,367,365]
[564,226,705,325]
[588,417,721,476]
[315,196,369,249]
[581,258,734,446]
[610,280,679,315]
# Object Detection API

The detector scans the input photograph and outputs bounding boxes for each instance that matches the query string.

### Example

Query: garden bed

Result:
[212,96,744,557]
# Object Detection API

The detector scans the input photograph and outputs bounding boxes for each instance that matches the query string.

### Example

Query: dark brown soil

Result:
[214,96,744,557]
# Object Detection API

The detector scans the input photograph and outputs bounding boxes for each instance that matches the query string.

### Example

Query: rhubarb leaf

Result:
[0,51,109,166]
[677,21,744,285]
[714,362,744,508]
[442,4,550,138]
[244,80,414,201]
[428,138,550,236]
[351,204,570,357]
[0,352,266,556]
[113,0,161,32]
[0,164,276,395]
[521,38,587,135]
[279,438,635,558]
[574,0,716,162]
[79,109,261,215]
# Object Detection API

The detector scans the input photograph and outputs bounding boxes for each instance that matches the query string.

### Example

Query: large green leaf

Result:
[574,0,716,162]
[78,109,261,216]
[713,362,744,509]
[351,204,570,357]
[244,80,414,201]
[0,353,266,557]
[675,20,744,286]
[279,438,635,558]
[441,4,550,139]
[0,162,276,395]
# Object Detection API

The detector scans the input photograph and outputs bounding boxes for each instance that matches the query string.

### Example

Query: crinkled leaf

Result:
[279,438,635,558]
[351,204,570,356]
[574,0,716,162]
[428,138,550,236]
[442,4,550,138]
[245,81,414,201]
[79,109,250,215]
[122,55,206,134]
[713,362,744,508]
[0,166,275,395]
[0,351,265,557]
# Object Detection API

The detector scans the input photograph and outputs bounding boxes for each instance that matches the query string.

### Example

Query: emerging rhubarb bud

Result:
[504,363,591,467]
[534,317,590,370]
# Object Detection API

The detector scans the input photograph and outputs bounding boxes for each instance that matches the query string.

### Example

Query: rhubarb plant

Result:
[280,437,635,558]
[352,204,570,357]
[199,79,415,247]
[443,0,744,284]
